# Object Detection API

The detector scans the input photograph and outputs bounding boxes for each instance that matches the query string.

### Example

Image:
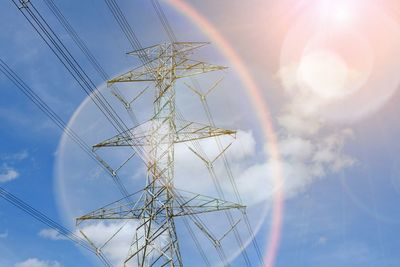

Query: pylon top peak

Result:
[126,42,210,58]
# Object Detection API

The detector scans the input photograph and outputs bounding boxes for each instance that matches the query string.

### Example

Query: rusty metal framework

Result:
[77,42,245,266]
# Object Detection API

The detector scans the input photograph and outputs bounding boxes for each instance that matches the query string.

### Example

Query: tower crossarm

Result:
[92,119,236,149]
[107,66,158,84]
[76,189,147,223]
[127,42,210,59]
[174,59,227,79]
[107,42,226,86]
[171,189,245,217]
[76,187,245,223]
[107,60,226,85]
[174,119,236,144]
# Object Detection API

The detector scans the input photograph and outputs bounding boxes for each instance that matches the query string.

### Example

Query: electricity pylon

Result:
[77,42,245,266]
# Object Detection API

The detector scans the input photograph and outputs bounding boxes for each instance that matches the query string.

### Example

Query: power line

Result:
[10,0,158,198]
[10,0,133,146]
[0,57,130,200]
[0,186,113,267]
[42,0,140,126]
[150,0,177,42]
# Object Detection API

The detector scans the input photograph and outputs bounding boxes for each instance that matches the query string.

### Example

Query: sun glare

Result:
[317,0,357,25]
[297,50,350,99]
[332,3,352,23]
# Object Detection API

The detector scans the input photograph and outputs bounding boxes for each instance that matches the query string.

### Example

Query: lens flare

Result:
[333,4,351,23]
[298,49,350,99]
[279,0,400,122]
[317,0,359,25]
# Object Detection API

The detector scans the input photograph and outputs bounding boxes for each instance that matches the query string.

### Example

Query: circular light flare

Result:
[297,49,350,99]
[279,0,400,122]
[316,0,359,26]
[55,1,285,267]
[331,2,353,23]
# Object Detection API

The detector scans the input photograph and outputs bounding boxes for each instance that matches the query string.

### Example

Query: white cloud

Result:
[230,103,355,205]
[14,258,62,267]
[177,130,255,163]
[312,242,374,264]
[279,136,314,160]
[0,150,29,183]
[173,130,256,196]
[76,221,139,266]
[277,113,322,137]
[1,151,29,161]
[249,62,359,203]
[227,130,256,160]
[0,165,19,183]
[232,161,276,204]
[317,236,328,246]
[0,231,8,239]
[11,150,29,161]
[265,117,354,200]
[38,229,67,241]
[173,117,355,206]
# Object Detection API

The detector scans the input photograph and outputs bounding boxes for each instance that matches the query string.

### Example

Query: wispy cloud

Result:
[38,229,67,241]
[14,258,63,267]
[0,150,30,183]
[76,221,138,266]
[312,242,374,265]
[0,165,19,183]
[0,106,57,134]
[316,236,328,246]
[174,123,355,206]
[250,61,358,200]
[0,231,8,239]
[0,150,29,161]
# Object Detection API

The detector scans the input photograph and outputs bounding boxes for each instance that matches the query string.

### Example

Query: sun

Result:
[316,0,358,26]
[332,2,352,23]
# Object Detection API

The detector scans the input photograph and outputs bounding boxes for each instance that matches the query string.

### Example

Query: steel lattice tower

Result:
[77,42,244,266]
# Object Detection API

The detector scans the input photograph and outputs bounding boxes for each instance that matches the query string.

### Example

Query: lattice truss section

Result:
[92,119,236,148]
[77,186,244,221]
[77,42,244,267]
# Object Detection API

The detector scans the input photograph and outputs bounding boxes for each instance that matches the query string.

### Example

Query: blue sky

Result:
[1,0,400,267]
